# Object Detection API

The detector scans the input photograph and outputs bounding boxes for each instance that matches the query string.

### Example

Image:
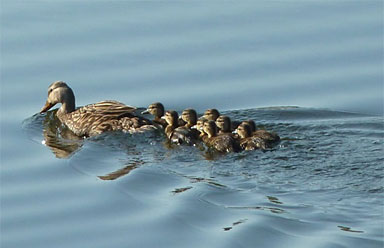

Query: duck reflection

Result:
[41,110,83,158]
[98,160,143,180]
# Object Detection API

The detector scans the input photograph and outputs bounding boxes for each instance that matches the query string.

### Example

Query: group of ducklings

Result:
[142,102,280,153]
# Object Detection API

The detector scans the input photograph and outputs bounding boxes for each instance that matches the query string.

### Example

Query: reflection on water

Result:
[338,226,364,234]
[171,186,193,195]
[23,110,83,158]
[98,160,142,181]
[223,219,248,231]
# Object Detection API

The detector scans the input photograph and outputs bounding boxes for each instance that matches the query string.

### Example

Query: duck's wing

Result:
[254,130,280,142]
[241,137,266,150]
[82,101,137,117]
[171,126,195,145]
[211,134,238,153]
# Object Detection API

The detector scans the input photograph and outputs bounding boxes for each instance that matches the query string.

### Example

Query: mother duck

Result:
[40,81,153,137]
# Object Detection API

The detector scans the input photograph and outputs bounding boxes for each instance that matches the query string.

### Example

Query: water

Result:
[1,1,383,248]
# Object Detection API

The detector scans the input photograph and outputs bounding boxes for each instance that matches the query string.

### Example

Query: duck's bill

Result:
[40,101,54,113]
[141,109,149,114]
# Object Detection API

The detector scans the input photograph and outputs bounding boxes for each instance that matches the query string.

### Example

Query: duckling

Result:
[40,81,154,137]
[192,117,208,140]
[241,120,280,146]
[241,120,256,132]
[236,123,280,150]
[236,123,266,150]
[142,102,167,128]
[202,120,240,153]
[203,109,220,121]
[163,110,196,145]
[181,108,200,139]
[181,108,197,128]
[215,115,232,134]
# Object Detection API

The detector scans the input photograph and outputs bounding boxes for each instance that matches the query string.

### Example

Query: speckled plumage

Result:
[202,120,240,153]
[163,110,196,145]
[40,81,153,137]
[236,123,280,150]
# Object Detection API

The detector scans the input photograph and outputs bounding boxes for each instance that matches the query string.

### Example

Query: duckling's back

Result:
[208,134,240,153]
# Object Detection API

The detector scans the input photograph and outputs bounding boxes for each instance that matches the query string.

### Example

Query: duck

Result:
[236,122,280,150]
[141,102,168,128]
[241,120,280,146]
[215,115,233,134]
[236,123,266,150]
[201,120,240,153]
[181,108,200,139]
[40,81,154,137]
[203,108,220,121]
[163,110,196,145]
[192,117,208,140]
[181,108,197,128]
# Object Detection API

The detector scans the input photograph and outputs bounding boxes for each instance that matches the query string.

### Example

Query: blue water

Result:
[1,1,383,248]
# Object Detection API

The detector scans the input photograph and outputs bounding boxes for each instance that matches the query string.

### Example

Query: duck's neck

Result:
[59,101,75,115]
[170,121,178,128]
[185,122,194,128]
[207,132,215,138]
[58,88,76,115]
[241,132,251,139]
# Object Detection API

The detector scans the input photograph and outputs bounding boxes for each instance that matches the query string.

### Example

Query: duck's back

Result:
[81,101,136,116]
[207,134,240,153]
[167,126,196,145]
[253,130,280,144]
[59,101,151,137]
[240,136,267,150]
[238,130,280,150]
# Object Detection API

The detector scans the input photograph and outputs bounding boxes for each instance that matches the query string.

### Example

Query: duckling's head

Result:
[40,81,75,114]
[203,120,218,138]
[241,120,256,132]
[236,123,252,139]
[192,117,207,133]
[216,115,231,133]
[164,110,179,127]
[142,102,164,118]
[181,108,197,125]
[203,109,220,121]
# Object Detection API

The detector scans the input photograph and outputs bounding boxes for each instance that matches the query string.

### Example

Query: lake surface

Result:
[1,1,383,248]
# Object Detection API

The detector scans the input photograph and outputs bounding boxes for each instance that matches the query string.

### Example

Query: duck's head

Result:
[203,109,220,121]
[241,120,256,132]
[203,120,217,138]
[142,102,164,118]
[40,81,75,114]
[216,115,231,133]
[192,117,207,133]
[163,110,179,126]
[181,108,197,125]
[236,123,252,139]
